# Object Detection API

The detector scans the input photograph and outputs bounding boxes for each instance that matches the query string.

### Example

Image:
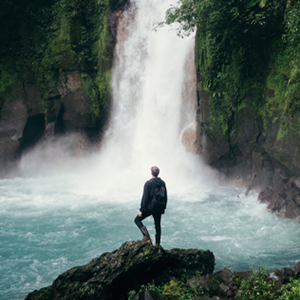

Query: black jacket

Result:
[140,177,167,214]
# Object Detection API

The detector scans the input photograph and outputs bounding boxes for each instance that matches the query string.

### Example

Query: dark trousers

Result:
[134,211,162,238]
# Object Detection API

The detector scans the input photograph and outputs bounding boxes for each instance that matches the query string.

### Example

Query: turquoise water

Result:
[1,173,300,300]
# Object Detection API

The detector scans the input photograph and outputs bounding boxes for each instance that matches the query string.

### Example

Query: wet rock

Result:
[0,96,28,176]
[25,241,215,300]
[281,268,294,284]
[60,92,90,132]
[258,176,300,218]
[23,84,43,117]
[215,268,233,286]
[292,261,300,278]
[182,124,198,153]
[285,199,300,218]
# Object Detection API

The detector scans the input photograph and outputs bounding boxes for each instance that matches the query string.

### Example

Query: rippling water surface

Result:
[1,172,300,300]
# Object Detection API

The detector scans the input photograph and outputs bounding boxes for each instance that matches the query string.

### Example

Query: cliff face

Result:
[0,0,128,177]
[193,1,300,218]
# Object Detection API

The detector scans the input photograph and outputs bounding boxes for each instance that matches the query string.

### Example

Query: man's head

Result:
[151,166,160,177]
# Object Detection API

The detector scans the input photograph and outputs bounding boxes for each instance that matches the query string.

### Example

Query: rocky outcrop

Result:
[258,176,300,218]
[0,75,91,177]
[25,241,215,300]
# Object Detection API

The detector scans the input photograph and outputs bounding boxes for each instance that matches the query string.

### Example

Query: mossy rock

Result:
[25,241,215,300]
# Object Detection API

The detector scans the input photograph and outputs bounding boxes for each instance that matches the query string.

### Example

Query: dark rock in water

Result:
[25,241,215,300]
[258,176,300,218]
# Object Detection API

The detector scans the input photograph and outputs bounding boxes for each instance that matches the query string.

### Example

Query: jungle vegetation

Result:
[0,0,123,123]
[163,0,300,139]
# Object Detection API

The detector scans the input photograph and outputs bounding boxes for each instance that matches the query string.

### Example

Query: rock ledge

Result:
[25,241,215,300]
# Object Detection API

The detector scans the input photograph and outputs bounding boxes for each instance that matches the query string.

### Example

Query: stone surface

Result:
[25,241,215,300]
[292,261,300,278]
[281,268,294,284]
[196,89,300,218]
[181,124,198,153]
[215,268,233,286]
[0,96,28,175]
[258,176,300,218]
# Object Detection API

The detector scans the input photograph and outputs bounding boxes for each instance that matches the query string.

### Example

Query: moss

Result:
[0,64,16,113]
[42,17,77,70]
[0,0,114,134]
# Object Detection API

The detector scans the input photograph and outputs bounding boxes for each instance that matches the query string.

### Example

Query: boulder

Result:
[281,268,294,284]
[215,268,233,287]
[292,261,300,278]
[25,241,215,300]
[258,176,300,218]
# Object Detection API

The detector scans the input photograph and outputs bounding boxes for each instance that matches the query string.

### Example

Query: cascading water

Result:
[1,1,300,299]
[94,0,202,188]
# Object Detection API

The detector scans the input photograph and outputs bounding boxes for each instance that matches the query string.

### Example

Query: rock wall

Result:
[0,0,128,177]
[196,91,300,219]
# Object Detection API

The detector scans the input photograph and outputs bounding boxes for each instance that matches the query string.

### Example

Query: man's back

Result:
[141,177,167,214]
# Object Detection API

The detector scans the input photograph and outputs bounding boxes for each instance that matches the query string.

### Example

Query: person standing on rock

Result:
[134,166,167,247]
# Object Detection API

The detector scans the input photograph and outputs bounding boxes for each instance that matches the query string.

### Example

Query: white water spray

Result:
[17,0,212,195]
[95,0,209,192]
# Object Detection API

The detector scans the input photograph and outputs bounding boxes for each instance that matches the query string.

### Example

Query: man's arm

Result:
[164,185,168,210]
[140,181,150,214]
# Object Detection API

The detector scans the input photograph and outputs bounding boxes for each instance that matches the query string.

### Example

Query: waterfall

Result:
[96,0,203,190]
[2,4,300,299]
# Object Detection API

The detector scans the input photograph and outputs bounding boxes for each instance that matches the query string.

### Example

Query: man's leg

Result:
[134,211,152,242]
[153,213,162,247]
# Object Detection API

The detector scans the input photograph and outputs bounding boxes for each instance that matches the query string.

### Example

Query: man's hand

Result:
[138,211,142,217]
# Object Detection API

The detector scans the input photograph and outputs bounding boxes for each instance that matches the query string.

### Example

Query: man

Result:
[134,166,167,247]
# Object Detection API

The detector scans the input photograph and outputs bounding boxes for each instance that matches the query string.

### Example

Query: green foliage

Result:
[236,267,280,300]
[0,0,113,122]
[0,64,16,112]
[283,1,300,53]
[127,279,199,300]
[127,281,163,300]
[163,0,300,140]
[280,278,300,300]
